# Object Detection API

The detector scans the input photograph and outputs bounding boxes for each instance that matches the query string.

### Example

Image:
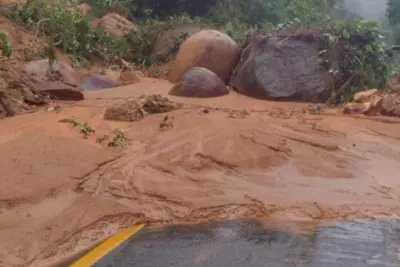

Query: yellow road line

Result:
[71,224,145,267]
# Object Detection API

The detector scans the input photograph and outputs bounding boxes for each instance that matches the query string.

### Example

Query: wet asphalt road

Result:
[94,219,400,267]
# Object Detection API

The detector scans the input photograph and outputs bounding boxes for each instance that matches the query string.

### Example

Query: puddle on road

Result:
[101,219,400,267]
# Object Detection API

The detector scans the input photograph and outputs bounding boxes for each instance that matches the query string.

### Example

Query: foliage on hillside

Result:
[2,0,393,103]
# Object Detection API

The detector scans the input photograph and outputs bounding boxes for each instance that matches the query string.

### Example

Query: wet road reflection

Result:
[100,219,400,267]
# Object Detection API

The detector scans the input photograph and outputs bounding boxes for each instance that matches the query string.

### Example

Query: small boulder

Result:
[340,102,370,115]
[117,70,140,85]
[167,30,240,83]
[169,67,229,98]
[381,94,400,116]
[34,81,84,100]
[340,96,383,116]
[81,74,119,91]
[104,95,182,122]
[75,3,92,16]
[25,59,79,86]
[386,75,400,91]
[0,0,23,6]
[91,12,138,38]
[353,89,380,103]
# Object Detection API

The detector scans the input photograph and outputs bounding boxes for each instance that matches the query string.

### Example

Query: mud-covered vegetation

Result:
[0,0,397,102]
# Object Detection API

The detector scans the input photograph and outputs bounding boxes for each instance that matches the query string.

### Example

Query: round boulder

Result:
[169,67,229,98]
[167,30,240,84]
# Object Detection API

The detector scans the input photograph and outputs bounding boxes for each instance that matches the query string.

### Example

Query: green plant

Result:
[58,118,95,138]
[107,128,126,147]
[58,117,80,127]
[159,116,174,130]
[0,29,12,58]
[80,122,96,138]
[327,19,389,103]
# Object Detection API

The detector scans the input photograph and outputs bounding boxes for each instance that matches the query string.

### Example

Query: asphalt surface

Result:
[90,219,400,267]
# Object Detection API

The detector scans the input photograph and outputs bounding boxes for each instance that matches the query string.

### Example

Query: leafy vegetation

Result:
[326,19,389,103]
[0,29,12,58]
[107,128,126,147]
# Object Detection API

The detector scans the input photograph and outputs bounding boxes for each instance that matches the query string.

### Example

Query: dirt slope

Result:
[1,78,400,266]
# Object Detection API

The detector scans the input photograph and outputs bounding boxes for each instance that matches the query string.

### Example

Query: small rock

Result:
[198,108,210,114]
[104,95,181,122]
[364,95,383,116]
[34,81,84,100]
[46,106,55,112]
[117,70,140,85]
[340,102,370,115]
[74,3,92,16]
[381,94,397,115]
[353,89,380,103]
[91,12,139,38]
[393,105,400,117]
[25,59,79,85]
[0,90,18,117]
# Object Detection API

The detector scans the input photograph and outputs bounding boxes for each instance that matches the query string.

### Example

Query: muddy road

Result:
[1,78,400,266]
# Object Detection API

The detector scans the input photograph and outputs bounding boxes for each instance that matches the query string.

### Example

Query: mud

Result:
[1,77,400,266]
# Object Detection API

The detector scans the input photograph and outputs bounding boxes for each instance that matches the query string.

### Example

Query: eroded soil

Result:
[1,78,400,266]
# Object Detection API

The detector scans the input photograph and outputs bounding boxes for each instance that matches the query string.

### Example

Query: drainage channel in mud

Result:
[72,219,400,267]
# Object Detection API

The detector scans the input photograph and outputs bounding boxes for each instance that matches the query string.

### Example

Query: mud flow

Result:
[1,80,400,266]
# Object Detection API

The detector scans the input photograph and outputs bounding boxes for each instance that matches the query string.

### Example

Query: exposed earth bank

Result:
[1,77,400,266]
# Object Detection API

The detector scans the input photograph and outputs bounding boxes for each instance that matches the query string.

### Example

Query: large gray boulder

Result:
[230,32,334,102]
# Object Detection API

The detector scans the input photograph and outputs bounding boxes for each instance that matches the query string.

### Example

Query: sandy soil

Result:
[1,77,400,266]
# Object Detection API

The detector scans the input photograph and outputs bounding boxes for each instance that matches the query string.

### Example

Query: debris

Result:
[104,94,182,122]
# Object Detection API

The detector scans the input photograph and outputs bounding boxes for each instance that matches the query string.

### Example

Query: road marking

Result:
[70,224,145,267]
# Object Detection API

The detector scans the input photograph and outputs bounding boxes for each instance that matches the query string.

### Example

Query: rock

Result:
[394,105,400,117]
[0,90,19,117]
[340,95,382,116]
[230,32,334,102]
[0,81,38,118]
[340,102,370,115]
[0,0,22,6]
[381,95,396,115]
[353,89,380,103]
[75,3,92,16]
[381,94,400,116]
[364,95,383,116]
[169,67,229,98]
[91,12,139,38]
[386,75,400,91]
[104,95,182,122]
[167,30,240,83]
[25,59,79,86]
[152,23,202,61]
[81,74,119,90]
[34,81,84,100]
[25,59,53,76]
[117,70,140,85]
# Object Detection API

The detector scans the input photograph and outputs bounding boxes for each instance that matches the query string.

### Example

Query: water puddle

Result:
[99,219,400,267]
[81,74,119,91]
